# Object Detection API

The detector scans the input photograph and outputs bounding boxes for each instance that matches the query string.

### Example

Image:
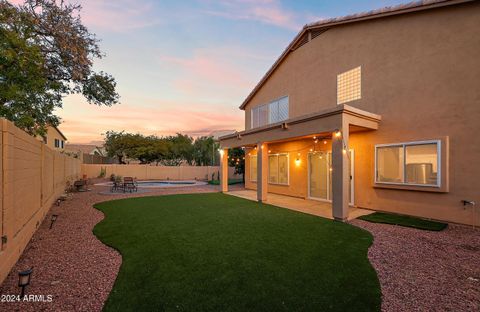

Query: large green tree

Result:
[0,0,119,135]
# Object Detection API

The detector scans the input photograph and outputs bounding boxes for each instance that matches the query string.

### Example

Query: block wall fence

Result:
[0,119,242,283]
[81,164,238,181]
[0,119,82,283]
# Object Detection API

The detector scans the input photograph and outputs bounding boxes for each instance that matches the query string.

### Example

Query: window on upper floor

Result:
[61,140,64,148]
[251,96,289,129]
[54,138,60,148]
[337,66,361,105]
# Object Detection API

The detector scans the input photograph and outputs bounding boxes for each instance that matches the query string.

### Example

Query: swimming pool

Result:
[96,180,208,188]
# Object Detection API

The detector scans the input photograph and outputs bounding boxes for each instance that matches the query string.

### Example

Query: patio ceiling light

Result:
[18,268,33,297]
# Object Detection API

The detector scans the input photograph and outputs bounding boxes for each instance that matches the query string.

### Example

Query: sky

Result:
[28,0,408,143]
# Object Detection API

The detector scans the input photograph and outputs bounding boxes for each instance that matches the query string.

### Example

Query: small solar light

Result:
[18,268,33,297]
[49,214,58,229]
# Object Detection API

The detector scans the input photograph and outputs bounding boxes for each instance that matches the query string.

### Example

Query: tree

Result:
[228,148,245,182]
[163,134,194,166]
[0,0,119,135]
[193,136,217,166]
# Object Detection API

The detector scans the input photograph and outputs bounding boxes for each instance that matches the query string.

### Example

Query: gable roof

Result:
[65,144,104,155]
[239,0,473,110]
[49,125,68,141]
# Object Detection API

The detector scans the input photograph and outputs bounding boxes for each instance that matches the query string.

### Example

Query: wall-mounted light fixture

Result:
[334,129,342,138]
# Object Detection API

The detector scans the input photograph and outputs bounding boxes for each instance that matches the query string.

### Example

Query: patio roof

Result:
[219,104,381,148]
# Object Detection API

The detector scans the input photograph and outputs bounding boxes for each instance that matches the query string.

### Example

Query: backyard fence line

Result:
[0,119,82,284]
[81,164,238,181]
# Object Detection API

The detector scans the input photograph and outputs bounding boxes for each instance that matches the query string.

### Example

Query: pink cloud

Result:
[59,98,244,143]
[76,0,161,32]
[202,0,302,31]
[158,47,263,100]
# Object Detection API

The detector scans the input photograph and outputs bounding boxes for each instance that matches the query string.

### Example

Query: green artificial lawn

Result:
[358,212,447,231]
[94,193,380,312]
[207,179,244,185]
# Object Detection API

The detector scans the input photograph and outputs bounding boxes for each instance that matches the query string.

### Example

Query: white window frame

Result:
[250,155,257,182]
[268,153,289,186]
[250,96,289,129]
[374,140,441,187]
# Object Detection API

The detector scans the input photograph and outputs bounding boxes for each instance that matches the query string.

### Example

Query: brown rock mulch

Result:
[0,183,226,312]
[352,219,480,312]
[1,184,478,312]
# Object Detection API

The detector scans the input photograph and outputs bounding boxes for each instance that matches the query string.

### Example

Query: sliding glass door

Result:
[308,151,354,205]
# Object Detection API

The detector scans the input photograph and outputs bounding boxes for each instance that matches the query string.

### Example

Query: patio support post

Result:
[332,120,349,221]
[220,148,229,193]
[257,142,268,202]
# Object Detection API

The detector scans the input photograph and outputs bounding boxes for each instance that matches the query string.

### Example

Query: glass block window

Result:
[337,67,361,105]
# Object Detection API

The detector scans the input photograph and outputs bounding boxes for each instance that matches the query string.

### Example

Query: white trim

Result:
[268,153,290,186]
[374,140,441,187]
[307,150,354,205]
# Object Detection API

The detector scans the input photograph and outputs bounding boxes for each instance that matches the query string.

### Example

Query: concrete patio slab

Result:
[227,190,374,220]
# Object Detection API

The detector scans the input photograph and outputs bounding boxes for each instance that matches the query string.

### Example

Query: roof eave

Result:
[238,0,473,110]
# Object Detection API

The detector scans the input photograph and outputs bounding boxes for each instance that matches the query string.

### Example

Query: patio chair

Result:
[110,180,122,193]
[123,177,138,193]
[73,179,87,192]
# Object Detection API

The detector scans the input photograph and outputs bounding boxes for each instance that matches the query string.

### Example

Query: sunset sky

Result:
[45,0,406,143]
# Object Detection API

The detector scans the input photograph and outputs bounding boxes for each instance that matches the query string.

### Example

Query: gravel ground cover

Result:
[0,182,478,312]
[352,219,480,312]
[0,182,225,312]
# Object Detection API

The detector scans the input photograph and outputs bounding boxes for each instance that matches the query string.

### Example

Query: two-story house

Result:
[219,0,479,225]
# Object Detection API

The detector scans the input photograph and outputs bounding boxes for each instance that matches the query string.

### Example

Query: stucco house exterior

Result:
[219,0,479,226]
[38,125,67,151]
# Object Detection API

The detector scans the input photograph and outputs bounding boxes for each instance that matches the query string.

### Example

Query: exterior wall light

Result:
[49,214,58,229]
[219,149,224,157]
[295,158,301,166]
[334,129,342,138]
[18,268,33,297]
[323,140,327,145]
[343,149,347,154]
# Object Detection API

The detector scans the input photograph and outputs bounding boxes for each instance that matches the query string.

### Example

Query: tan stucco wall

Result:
[82,164,239,181]
[241,2,480,226]
[44,126,66,151]
[0,119,81,284]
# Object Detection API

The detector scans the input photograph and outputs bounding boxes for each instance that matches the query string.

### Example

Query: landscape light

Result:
[18,268,33,297]
[49,214,58,229]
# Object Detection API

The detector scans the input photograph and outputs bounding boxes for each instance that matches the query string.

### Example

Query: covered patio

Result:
[219,104,382,221]
[228,189,374,220]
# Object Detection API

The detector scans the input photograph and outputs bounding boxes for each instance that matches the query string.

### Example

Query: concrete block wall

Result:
[0,119,81,283]
[81,164,239,181]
